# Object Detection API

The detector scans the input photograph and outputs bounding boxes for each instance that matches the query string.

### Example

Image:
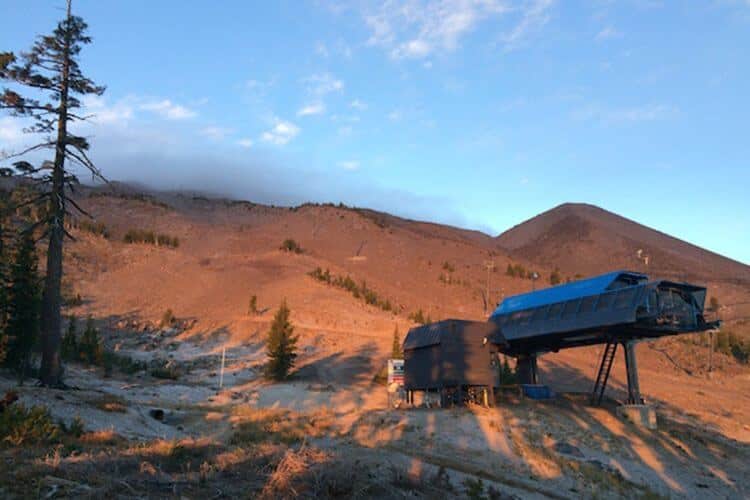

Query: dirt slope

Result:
[53,185,749,437]
[496,202,750,323]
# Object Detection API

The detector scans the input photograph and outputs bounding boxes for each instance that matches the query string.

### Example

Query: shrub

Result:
[79,316,103,366]
[63,416,85,438]
[63,292,83,307]
[709,296,720,313]
[442,261,455,273]
[462,477,486,500]
[280,238,302,254]
[308,268,395,313]
[265,300,299,381]
[409,309,427,324]
[0,403,60,447]
[161,308,176,328]
[124,229,178,248]
[391,326,403,359]
[248,294,258,315]
[76,219,109,239]
[102,351,146,375]
[549,268,562,285]
[150,364,180,380]
[717,330,750,364]
[61,315,78,361]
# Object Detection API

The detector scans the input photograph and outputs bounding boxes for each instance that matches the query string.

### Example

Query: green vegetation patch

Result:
[123,228,179,248]
[308,267,396,313]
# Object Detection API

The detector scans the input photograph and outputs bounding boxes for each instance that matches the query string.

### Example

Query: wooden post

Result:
[219,347,226,389]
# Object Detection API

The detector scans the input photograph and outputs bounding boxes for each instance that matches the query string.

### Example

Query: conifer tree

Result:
[79,316,102,365]
[391,325,403,359]
[61,315,78,361]
[0,224,7,365]
[4,231,41,380]
[265,300,298,381]
[1,0,105,386]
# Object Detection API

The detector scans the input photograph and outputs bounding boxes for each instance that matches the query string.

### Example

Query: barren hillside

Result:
[3,182,750,498]
[497,203,750,325]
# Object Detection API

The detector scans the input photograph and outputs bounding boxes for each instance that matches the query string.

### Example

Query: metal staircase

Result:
[591,341,618,405]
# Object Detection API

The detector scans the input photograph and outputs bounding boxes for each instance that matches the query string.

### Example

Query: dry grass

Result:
[90,394,128,413]
[258,446,331,499]
[230,407,335,446]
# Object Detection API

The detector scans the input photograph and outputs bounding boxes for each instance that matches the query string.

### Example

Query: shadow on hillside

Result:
[337,344,748,498]
[57,308,748,497]
[293,341,378,388]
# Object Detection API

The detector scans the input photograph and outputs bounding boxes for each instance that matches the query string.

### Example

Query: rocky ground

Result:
[2,319,748,499]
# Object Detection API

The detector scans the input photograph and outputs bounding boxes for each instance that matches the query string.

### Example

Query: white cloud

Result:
[363,0,553,59]
[365,0,506,59]
[500,0,554,51]
[607,104,677,122]
[201,126,233,140]
[338,160,360,170]
[423,60,433,69]
[596,26,622,41]
[83,95,134,124]
[304,73,344,95]
[0,116,26,144]
[350,99,368,111]
[140,99,196,120]
[297,102,326,116]
[572,103,678,124]
[315,41,329,57]
[387,109,403,121]
[261,119,300,145]
[237,138,254,148]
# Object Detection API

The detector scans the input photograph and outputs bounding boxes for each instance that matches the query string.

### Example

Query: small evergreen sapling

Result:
[391,325,403,359]
[61,315,78,361]
[79,316,102,365]
[265,300,299,381]
[4,231,41,380]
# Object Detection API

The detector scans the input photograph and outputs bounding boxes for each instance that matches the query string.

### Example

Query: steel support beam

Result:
[623,341,644,404]
[517,354,539,385]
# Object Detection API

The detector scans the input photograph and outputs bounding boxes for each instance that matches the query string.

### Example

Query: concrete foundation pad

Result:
[616,404,657,430]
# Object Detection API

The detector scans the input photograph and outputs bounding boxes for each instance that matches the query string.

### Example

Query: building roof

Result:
[491,270,648,317]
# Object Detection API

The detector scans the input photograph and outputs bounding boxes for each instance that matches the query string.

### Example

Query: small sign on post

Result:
[387,359,405,408]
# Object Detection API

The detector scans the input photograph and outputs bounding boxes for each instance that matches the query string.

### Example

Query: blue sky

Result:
[2,1,749,263]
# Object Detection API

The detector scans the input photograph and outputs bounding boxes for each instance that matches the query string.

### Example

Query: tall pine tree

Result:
[0,0,105,386]
[0,223,8,365]
[4,230,41,380]
[265,300,298,381]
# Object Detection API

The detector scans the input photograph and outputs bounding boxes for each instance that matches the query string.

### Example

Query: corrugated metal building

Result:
[403,319,504,405]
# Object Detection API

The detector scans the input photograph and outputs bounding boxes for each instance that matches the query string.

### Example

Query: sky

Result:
[1,0,749,264]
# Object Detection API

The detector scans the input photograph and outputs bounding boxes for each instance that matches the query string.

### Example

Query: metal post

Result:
[623,341,642,404]
[517,354,539,385]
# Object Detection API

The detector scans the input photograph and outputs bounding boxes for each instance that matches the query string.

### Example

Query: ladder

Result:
[591,341,617,406]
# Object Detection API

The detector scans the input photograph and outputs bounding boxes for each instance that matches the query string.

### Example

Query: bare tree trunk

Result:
[39,1,71,387]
